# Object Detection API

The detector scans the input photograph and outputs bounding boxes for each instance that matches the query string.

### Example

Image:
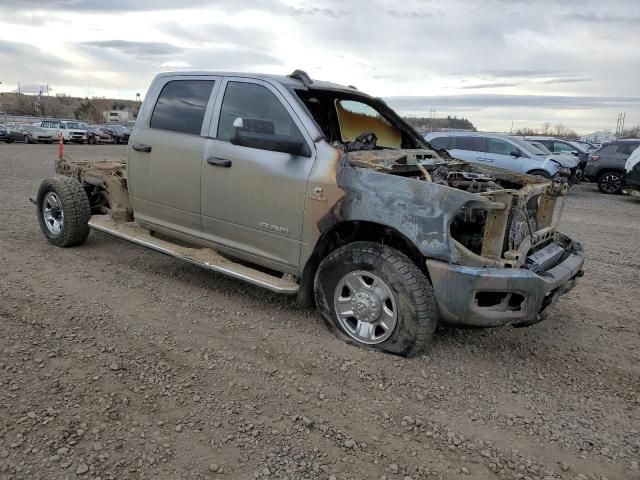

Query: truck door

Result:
[127,76,220,237]
[201,78,316,271]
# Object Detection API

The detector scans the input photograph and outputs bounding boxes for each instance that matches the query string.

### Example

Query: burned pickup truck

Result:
[35,70,584,356]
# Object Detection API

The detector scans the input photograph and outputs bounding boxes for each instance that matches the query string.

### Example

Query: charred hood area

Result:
[335,148,569,271]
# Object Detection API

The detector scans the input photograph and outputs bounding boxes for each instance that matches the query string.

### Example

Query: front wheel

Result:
[314,242,438,357]
[37,176,91,247]
[24,135,30,144]
[598,171,622,194]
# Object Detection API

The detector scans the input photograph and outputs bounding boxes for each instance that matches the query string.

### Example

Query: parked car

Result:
[1,124,11,142]
[33,69,584,356]
[17,125,54,143]
[1,124,26,143]
[526,140,583,179]
[76,123,112,144]
[585,139,640,193]
[100,125,131,144]
[525,136,589,171]
[424,132,579,181]
[35,120,87,143]
[622,146,640,198]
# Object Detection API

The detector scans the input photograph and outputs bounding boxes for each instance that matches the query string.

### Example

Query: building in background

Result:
[103,108,136,125]
[580,131,617,144]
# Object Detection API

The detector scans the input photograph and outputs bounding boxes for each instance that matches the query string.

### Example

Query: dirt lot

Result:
[0,143,638,480]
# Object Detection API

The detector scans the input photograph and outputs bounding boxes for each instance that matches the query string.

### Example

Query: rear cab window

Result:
[150,80,215,135]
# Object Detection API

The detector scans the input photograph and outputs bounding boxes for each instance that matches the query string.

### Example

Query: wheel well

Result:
[598,169,623,177]
[296,221,426,308]
[526,169,552,178]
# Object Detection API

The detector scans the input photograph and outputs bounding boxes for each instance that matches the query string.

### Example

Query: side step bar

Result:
[88,216,299,294]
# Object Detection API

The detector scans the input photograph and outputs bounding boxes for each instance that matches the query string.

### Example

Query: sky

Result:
[0,0,639,134]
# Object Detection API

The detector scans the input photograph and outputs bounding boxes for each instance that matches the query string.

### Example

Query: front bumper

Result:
[426,235,585,327]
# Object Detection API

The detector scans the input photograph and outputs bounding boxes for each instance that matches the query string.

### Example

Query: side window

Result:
[487,138,513,155]
[150,80,215,135]
[454,136,486,152]
[217,82,302,142]
[616,143,639,155]
[553,141,574,153]
[428,136,451,150]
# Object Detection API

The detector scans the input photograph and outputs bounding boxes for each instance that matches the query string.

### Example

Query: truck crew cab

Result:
[35,70,585,356]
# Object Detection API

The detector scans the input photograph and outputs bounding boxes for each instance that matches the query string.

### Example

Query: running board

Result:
[88,216,299,294]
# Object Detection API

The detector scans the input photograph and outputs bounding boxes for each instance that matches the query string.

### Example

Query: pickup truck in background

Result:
[34,70,585,356]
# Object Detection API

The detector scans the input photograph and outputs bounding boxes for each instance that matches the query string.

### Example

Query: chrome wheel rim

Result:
[333,270,397,345]
[601,174,621,193]
[42,192,64,235]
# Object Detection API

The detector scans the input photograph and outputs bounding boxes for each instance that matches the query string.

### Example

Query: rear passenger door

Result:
[127,76,220,237]
[484,138,524,172]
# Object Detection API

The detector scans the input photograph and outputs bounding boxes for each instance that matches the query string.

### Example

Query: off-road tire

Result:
[314,241,438,357]
[37,176,91,247]
[597,170,622,194]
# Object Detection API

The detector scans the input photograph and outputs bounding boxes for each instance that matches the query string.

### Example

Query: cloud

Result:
[0,39,70,84]
[460,82,521,90]
[386,94,640,112]
[161,21,275,50]
[80,40,183,59]
[563,11,640,25]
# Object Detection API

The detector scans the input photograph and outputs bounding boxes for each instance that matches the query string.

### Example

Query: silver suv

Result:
[425,131,579,180]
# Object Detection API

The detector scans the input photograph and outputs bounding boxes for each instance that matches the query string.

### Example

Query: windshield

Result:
[568,141,587,153]
[529,141,551,154]
[65,122,83,129]
[509,136,546,155]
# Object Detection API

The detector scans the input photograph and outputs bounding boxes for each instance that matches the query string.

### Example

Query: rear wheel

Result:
[37,176,91,247]
[314,242,438,357]
[598,171,622,194]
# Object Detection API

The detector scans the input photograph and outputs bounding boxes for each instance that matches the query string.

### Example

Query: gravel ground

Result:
[0,143,638,480]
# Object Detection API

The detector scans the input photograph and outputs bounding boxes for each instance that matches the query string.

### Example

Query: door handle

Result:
[207,157,232,168]
[476,157,493,162]
[132,143,152,153]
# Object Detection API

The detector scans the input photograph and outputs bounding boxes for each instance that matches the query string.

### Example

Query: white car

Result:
[35,120,87,144]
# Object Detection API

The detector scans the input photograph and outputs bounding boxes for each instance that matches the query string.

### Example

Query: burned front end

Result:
[344,149,584,328]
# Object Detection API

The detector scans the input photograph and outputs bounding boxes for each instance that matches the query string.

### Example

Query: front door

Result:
[485,137,524,172]
[127,76,220,237]
[201,78,316,270]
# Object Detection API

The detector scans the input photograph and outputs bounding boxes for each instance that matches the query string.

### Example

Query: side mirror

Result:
[510,148,521,157]
[231,117,310,157]
[570,150,578,155]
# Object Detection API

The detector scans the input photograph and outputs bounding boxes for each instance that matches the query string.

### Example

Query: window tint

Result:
[150,80,215,135]
[454,136,486,152]
[217,82,302,142]
[487,138,514,155]
[427,136,451,150]
[553,141,575,153]
[616,143,639,155]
